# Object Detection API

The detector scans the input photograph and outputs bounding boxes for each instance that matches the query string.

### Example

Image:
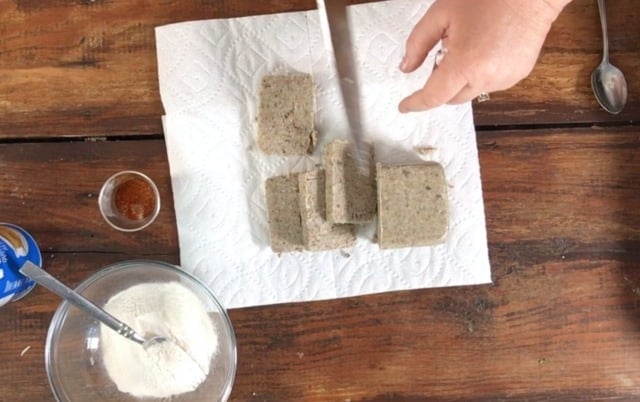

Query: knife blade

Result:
[317,0,370,174]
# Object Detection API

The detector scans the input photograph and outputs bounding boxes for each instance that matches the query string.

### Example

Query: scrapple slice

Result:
[298,169,356,251]
[323,140,376,224]
[376,162,448,249]
[257,74,316,155]
[265,174,304,253]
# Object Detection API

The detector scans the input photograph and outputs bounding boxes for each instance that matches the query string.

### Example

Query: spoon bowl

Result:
[142,336,169,349]
[591,62,628,115]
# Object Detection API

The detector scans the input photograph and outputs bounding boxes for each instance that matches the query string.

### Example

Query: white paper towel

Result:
[155,0,491,309]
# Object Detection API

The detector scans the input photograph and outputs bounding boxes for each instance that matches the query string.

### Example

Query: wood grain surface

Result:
[0,0,638,139]
[0,0,639,400]
[1,127,639,401]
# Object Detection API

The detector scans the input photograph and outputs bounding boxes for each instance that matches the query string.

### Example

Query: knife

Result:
[317,0,370,174]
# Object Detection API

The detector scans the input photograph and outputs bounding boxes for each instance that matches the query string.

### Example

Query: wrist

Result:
[542,0,573,17]
[507,0,572,29]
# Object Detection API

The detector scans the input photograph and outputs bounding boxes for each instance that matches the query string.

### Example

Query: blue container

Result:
[0,223,43,308]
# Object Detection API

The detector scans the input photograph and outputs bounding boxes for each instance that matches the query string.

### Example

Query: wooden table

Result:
[0,1,638,400]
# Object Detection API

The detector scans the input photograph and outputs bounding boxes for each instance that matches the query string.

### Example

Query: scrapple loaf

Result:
[376,162,448,249]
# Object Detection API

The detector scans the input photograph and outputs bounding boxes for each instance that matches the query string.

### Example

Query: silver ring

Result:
[433,47,448,69]
[434,48,490,103]
[477,92,490,102]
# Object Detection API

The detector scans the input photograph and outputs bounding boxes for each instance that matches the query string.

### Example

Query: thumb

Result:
[400,5,446,73]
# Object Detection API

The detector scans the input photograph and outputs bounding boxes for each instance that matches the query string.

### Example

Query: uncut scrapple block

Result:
[376,162,449,249]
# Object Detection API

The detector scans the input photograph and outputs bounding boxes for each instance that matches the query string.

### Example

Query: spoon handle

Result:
[596,0,609,62]
[19,261,145,345]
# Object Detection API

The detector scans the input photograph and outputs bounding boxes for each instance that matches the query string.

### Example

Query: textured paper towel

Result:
[155,0,491,309]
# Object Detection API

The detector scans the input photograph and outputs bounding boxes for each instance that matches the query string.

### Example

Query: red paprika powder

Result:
[114,178,156,221]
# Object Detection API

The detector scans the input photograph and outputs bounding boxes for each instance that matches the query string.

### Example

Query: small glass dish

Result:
[98,171,160,232]
[45,260,237,401]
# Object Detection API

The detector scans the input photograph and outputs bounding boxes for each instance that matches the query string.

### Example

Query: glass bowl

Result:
[45,260,237,401]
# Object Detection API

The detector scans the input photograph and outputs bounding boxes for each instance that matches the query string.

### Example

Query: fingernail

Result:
[398,102,410,113]
[399,56,408,72]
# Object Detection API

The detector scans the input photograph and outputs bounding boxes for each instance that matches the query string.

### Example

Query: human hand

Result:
[398,0,572,113]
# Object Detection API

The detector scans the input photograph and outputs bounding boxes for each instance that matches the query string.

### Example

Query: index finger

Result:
[398,55,468,113]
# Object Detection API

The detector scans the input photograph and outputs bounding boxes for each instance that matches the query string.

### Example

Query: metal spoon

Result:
[591,0,627,114]
[19,261,166,349]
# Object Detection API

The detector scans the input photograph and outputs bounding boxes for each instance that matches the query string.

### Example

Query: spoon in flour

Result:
[18,261,167,349]
[135,312,209,376]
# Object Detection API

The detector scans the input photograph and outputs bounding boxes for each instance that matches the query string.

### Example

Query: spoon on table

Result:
[19,261,167,349]
[591,0,627,114]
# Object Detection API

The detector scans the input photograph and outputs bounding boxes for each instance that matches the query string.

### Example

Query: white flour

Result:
[100,282,218,398]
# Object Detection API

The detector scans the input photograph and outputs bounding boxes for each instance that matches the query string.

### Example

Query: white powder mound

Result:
[100,282,219,398]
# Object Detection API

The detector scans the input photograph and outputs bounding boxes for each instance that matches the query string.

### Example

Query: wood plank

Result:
[478,127,640,245]
[0,127,639,400]
[0,139,179,254]
[0,0,637,139]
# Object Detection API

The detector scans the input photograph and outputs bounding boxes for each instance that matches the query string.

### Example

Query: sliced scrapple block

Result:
[257,74,316,155]
[265,174,304,253]
[376,162,448,249]
[323,140,376,224]
[298,169,356,251]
